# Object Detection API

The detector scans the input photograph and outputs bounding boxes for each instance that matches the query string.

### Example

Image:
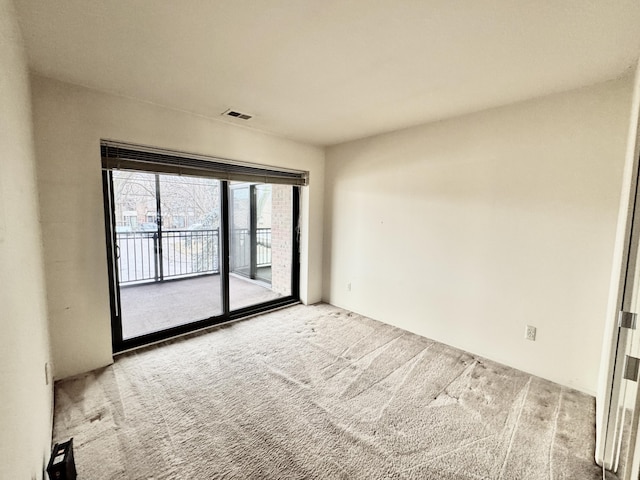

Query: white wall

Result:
[0,1,53,478]
[31,76,324,380]
[324,76,633,395]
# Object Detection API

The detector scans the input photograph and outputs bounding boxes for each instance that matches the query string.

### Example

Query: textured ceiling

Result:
[14,0,640,146]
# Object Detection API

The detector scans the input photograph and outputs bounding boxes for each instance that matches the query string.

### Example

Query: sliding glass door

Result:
[103,152,301,352]
[229,182,293,310]
[108,171,224,341]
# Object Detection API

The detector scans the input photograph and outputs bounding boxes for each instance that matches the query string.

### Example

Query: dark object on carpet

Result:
[46,438,76,480]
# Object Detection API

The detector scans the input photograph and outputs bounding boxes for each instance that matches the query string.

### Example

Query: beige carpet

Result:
[52,304,606,479]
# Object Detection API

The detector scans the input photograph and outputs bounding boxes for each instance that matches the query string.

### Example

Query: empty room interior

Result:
[5,1,640,479]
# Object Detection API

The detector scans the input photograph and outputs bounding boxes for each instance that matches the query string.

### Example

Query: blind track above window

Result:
[101,140,309,186]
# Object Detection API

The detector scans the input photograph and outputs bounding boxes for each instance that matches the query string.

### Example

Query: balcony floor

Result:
[119,273,282,339]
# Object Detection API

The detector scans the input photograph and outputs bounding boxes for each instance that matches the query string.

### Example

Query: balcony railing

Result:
[116,228,272,285]
[229,228,272,272]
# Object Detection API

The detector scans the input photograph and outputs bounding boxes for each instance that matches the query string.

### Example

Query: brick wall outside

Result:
[271,185,292,295]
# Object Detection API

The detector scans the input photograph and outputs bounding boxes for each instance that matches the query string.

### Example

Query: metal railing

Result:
[229,228,272,273]
[117,227,272,284]
[256,228,271,267]
[117,229,221,284]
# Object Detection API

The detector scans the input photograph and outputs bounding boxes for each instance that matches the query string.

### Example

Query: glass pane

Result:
[113,171,223,339]
[112,171,158,284]
[229,182,293,310]
[255,184,272,283]
[230,184,251,277]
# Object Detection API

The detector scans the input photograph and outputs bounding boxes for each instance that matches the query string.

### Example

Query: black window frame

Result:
[101,144,303,353]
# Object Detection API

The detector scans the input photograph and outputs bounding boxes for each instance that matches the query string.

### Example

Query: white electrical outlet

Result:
[525,325,537,341]
[347,282,352,292]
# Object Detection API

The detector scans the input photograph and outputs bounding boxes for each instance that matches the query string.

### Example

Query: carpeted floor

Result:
[52,304,606,479]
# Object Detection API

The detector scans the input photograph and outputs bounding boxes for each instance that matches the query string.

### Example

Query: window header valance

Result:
[101,140,309,186]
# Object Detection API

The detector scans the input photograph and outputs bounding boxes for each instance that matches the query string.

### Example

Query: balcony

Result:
[116,228,282,339]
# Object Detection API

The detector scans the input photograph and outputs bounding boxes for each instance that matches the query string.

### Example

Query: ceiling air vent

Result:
[222,108,253,120]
